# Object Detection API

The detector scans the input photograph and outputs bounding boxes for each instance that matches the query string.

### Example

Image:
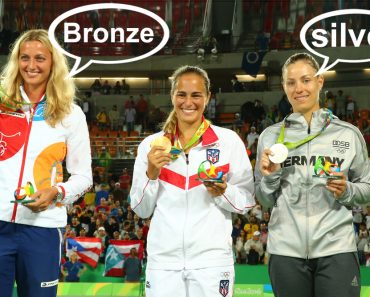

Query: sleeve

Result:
[254,129,283,209]
[59,106,93,205]
[336,129,370,206]
[130,138,160,218]
[213,131,255,214]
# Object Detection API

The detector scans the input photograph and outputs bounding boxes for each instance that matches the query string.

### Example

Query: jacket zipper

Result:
[11,106,37,222]
[305,123,311,258]
[183,153,190,268]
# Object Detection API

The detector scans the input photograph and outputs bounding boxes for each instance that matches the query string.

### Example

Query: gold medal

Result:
[150,136,172,153]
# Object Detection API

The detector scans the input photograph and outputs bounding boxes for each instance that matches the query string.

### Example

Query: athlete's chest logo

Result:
[207,148,220,164]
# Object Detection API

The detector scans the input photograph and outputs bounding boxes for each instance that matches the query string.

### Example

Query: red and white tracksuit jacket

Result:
[130,125,255,270]
[0,89,92,228]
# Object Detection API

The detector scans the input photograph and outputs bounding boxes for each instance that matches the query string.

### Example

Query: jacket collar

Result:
[201,125,218,146]
[286,108,337,131]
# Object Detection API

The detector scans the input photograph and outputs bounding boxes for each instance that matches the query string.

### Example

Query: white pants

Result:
[145,265,234,297]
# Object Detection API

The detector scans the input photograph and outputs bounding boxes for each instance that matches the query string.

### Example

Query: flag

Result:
[104,245,125,277]
[66,237,102,268]
[104,240,144,277]
[241,50,268,78]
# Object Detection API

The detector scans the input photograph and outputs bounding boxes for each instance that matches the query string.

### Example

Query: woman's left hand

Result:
[326,172,347,199]
[204,175,227,197]
[25,187,58,213]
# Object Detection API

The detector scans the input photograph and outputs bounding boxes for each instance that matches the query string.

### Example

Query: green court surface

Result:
[12,265,370,296]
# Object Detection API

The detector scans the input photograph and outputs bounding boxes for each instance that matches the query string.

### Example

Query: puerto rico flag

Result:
[66,237,102,268]
[104,240,144,277]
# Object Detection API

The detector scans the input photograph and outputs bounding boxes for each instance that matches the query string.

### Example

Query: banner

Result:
[241,51,268,78]
[66,237,102,268]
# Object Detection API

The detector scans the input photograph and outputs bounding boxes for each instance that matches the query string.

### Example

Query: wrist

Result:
[53,185,65,202]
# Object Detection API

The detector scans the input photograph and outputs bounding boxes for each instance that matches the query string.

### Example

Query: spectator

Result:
[231,75,244,92]
[232,113,244,134]
[113,81,122,94]
[95,226,110,263]
[101,80,112,95]
[365,205,370,230]
[136,94,149,132]
[113,230,121,240]
[261,211,270,226]
[82,93,91,123]
[108,105,120,131]
[112,182,125,204]
[123,248,142,282]
[71,216,82,236]
[357,222,369,265]
[207,93,217,122]
[244,231,264,265]
[125,101,136,136]
[95,182,109,201]
[96,107,108,131]
[336,90,346,118]
[246,126,259,149]
[243,214,260,240]
[78,227,87,238]
[259,222,268,251]
[119,168,131,200]
[61,252,87,282]
[95,198,110,214]
[122,79,130,95]
[324,90,336,113]
[235,230,247,264]
[91,79,102,94]
[106,216,120,238]
[97,147,112,173]
[346,96,357,121]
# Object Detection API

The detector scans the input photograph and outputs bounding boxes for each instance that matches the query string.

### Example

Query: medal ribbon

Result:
[170,118,210,157]
[277,109,332,150]
[0,86,33,111]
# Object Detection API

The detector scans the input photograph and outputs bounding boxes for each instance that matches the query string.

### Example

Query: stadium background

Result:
[1,0,370,296]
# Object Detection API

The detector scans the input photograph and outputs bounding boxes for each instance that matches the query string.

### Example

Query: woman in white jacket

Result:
[130,65,255,297]
[0,29,92,297]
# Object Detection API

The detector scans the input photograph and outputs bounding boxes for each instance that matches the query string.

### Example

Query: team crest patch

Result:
[207,149,220,164]
[219,280,229,297]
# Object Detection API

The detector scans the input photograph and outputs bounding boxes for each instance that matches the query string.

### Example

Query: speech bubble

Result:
[300,9,370,75]
[48,3,170,77]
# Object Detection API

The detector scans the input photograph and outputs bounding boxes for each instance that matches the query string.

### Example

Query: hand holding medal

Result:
[268,143,289,164]
[147,136,173,180]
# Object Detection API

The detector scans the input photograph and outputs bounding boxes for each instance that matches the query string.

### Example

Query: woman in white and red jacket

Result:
[0,29,92,297]
[130,65,255,297]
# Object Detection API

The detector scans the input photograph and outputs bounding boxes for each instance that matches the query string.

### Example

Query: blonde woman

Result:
[0,29,92,297]
[255,53,370,297]
[130,65,255,297]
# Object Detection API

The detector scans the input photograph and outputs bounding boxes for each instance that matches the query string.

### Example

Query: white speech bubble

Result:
[48,3,170,77]
[300,9,370,75]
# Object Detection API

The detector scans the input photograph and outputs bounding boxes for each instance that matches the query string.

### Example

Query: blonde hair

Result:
[1,29,75,127]
[163,65,210,133]
[282,52,320,81]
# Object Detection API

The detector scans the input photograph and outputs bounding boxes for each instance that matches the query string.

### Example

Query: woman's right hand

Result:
[259,148,281,176]
[146,146,172,180]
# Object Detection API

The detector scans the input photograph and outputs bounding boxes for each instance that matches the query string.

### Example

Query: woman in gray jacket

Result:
[255,52,370,297]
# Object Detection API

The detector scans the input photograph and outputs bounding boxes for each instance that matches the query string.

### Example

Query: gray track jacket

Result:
[255,108,370,259]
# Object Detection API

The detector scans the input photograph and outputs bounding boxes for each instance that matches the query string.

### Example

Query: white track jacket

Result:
[0,90,92,228]
[130,125,255,270]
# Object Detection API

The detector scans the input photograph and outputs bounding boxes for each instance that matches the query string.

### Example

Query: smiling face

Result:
[19,40,52,95]
[282,60,323,120]
[172,72,210,128]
